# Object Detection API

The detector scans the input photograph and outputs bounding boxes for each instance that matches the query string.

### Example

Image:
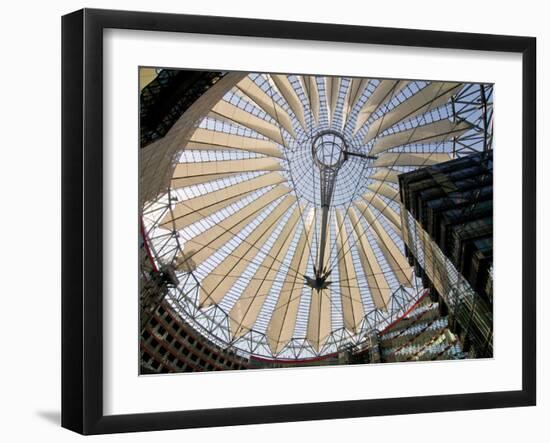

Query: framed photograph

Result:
[61,8,536,435]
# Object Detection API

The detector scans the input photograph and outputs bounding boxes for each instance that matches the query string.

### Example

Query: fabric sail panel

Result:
[163,172,286,230]
[370,167,400,184]
[235,76,297,139]
[175,185,291,270]
[355,202,413,287]
[306,210,332,352]
[299,75,320,127]
[229,206,302,338]
[362,191,402,233]
[266,209,315,354]
[335,209,365,333]
[370,119,472,155]
[364,82,461,143]
[347,207,392,310]
[199,197,298,307]
[269,74,307,131]
[211,100,285,145]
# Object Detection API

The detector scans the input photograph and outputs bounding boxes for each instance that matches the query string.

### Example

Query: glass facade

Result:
[399,151,493,358]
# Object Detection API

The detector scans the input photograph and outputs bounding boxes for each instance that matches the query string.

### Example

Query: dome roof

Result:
[142,72,492,359]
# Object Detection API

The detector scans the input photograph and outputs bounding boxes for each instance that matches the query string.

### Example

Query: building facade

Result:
[398,150,493,358]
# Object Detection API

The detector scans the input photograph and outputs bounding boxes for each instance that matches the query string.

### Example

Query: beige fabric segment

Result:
[306,288,332,352]
[235,77,297,139]
[306,212,332,352]
[354,202,413,287]
[367,182,400,202]
[205,111,237,128]
[370,168,400,184]
[171,172,236,189]
[335,210,364,333]
[324,77,332,126]
[347,207,391,310]
[267,209,315,354]
[175,185,290,270]
[161,172,286,230]
[188,128,283,158]
[270,74,307,131]
[170,156,283,189]
[299,75,320,126]
[200,198,298,308]
[341,78,369,129]
[139,72,246,206]
[139,68,157,91]
[173,157,282,181]
[371,119,471,155]
[362,191,402,233]
[341,82,350,129]
[373,152,452,168]
[348,78,370,113]
[211,100,284,145]
[229,207,302,338]
[186,141,283,159]
[353,80,409,135]
[314,209,332,272]
[161,193,243,232]
[365,82,462,143]
[325,77,341,127]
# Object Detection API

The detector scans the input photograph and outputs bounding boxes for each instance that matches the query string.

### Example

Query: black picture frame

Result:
[61,8,537,435]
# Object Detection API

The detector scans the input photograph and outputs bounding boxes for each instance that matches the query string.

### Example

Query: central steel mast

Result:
[305,131,347,291]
